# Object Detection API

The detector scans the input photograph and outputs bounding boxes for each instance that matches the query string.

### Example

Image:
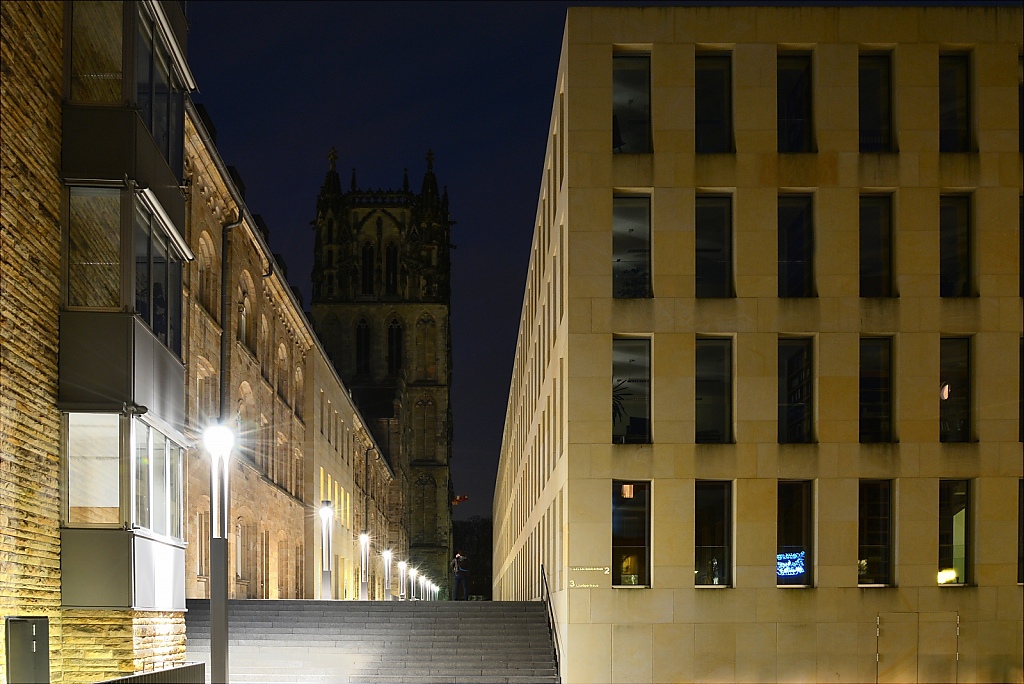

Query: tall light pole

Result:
[360,447,372,600]
[419,575,427,603]
[381,550,392,601]
[409,567,417,601]
[204,424,234,684]
[397,561,407,601]
[319,501,333,599]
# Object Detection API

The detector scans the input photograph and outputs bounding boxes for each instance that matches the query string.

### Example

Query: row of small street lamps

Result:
[319,505,439,601]
[203,423,438,684]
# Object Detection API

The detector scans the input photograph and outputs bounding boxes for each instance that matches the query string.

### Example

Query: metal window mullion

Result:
[122,413,133,529]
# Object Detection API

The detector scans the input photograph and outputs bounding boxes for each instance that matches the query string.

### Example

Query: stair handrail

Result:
[539,563,562,680]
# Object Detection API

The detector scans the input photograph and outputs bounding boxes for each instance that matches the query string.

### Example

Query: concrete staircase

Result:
[184,599,559,684]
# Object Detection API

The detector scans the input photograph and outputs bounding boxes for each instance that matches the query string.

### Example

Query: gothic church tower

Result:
[311,150,453,591]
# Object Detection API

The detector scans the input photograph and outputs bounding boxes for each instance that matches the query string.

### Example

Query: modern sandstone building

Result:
[1,2,406,681]
[493,5,1023,683]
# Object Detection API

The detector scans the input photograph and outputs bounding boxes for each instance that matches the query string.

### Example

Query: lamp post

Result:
[397,561,407,601]
[419,575,427,603]
[381,550,392,601]
[359,533,370,600]
[319,501,333,599]
[203,424,234,684]
[409,567,417,600]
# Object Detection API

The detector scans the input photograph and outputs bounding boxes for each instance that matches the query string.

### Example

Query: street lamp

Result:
[408,567,417,601]
[419,574,427,602]
[359,533,370,600]
[319,501,333,599]
[203,423,234,684]
[381,550,392,601]
[397,561,407,601]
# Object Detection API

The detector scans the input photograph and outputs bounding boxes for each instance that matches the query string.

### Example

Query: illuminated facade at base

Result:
[493,6,1023,683]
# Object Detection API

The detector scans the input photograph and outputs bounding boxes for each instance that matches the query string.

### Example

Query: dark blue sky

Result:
[187,1,576,520]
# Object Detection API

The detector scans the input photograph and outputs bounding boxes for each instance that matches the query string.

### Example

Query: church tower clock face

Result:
[310,149,454,587]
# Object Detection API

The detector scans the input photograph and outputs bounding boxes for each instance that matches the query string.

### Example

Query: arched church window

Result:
[361,243,375,295]
[355,319,370,376]
[387,319,403,377]
[385,243,399,295]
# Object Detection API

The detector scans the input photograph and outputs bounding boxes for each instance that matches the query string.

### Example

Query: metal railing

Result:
[95,663,205,684]
[539,564,562,681]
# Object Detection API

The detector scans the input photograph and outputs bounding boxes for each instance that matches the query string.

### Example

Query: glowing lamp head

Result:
[382,549,392,563]
[937,568,958,584]
[319,501,333,523]
[397,560,407,571]
[359,533,369,546]
[409,567,417,579]
[203,424,234,460]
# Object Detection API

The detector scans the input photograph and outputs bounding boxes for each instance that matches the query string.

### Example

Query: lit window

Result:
[695,480,731,586]
[612,480,650,586]
[612,55,651,154]
[66,413,121,526]
[938,480,970,585]
[777,480,813,587]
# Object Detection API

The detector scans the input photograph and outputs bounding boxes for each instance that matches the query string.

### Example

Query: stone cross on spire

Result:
[328,146,338,171]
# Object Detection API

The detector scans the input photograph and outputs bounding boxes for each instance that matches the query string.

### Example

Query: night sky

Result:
[187,1,582,520]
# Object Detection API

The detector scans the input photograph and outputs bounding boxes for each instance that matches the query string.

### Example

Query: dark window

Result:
[696,195,733,298]
[612,338,651,444]
[355,319,370,376]
[777,480,813,586]
[778,194,815,297]
[136,5,184,180]
[860,195,893,297]
[695,480,731,586]
[695,338,732,444]
[859,480,893,586]
[612,55,651,153]
[134,203,182,355]
[385,244,399,295]
[1018,479,1023,584]
[778,338,813,443]
[939,55,971,153]
[386,320,403,376]
[940,195,971,297]
[860,338,893,443]
[613,196,651,298]
[859,54,893,152]
[940,337,970,442]
[695,54,733,153]
[612,481,651,586]
[938,479,970,585]
[361,243,375,296]
[778,54,814,153]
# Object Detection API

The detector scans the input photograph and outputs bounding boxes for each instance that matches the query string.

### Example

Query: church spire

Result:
[316,146,342,216]
[420,149,440,210]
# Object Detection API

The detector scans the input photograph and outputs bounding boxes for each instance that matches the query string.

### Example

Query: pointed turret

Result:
[316,146,342,217]
[420,150,440,212]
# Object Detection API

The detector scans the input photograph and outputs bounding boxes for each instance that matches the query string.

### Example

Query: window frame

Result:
[778,337,815,444]
[859,194,894,298]
[859,337,894,443]
[695,480,732,587]
[777,480,814,587]
[611,480,652,588]
[612,54,652,154]
[778,193,816,298]
[939,194,972,298]
[777,52,815,153]
[612,195,652,299]
[859,53,894,153]
[612,337,652,445]
[695,53,734,154]
[938,479,971,586]
[939,53,972,153]
[695,194,734,298]
[859,479,894,587]
[695,337,733,444]
[939,336,971,443]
